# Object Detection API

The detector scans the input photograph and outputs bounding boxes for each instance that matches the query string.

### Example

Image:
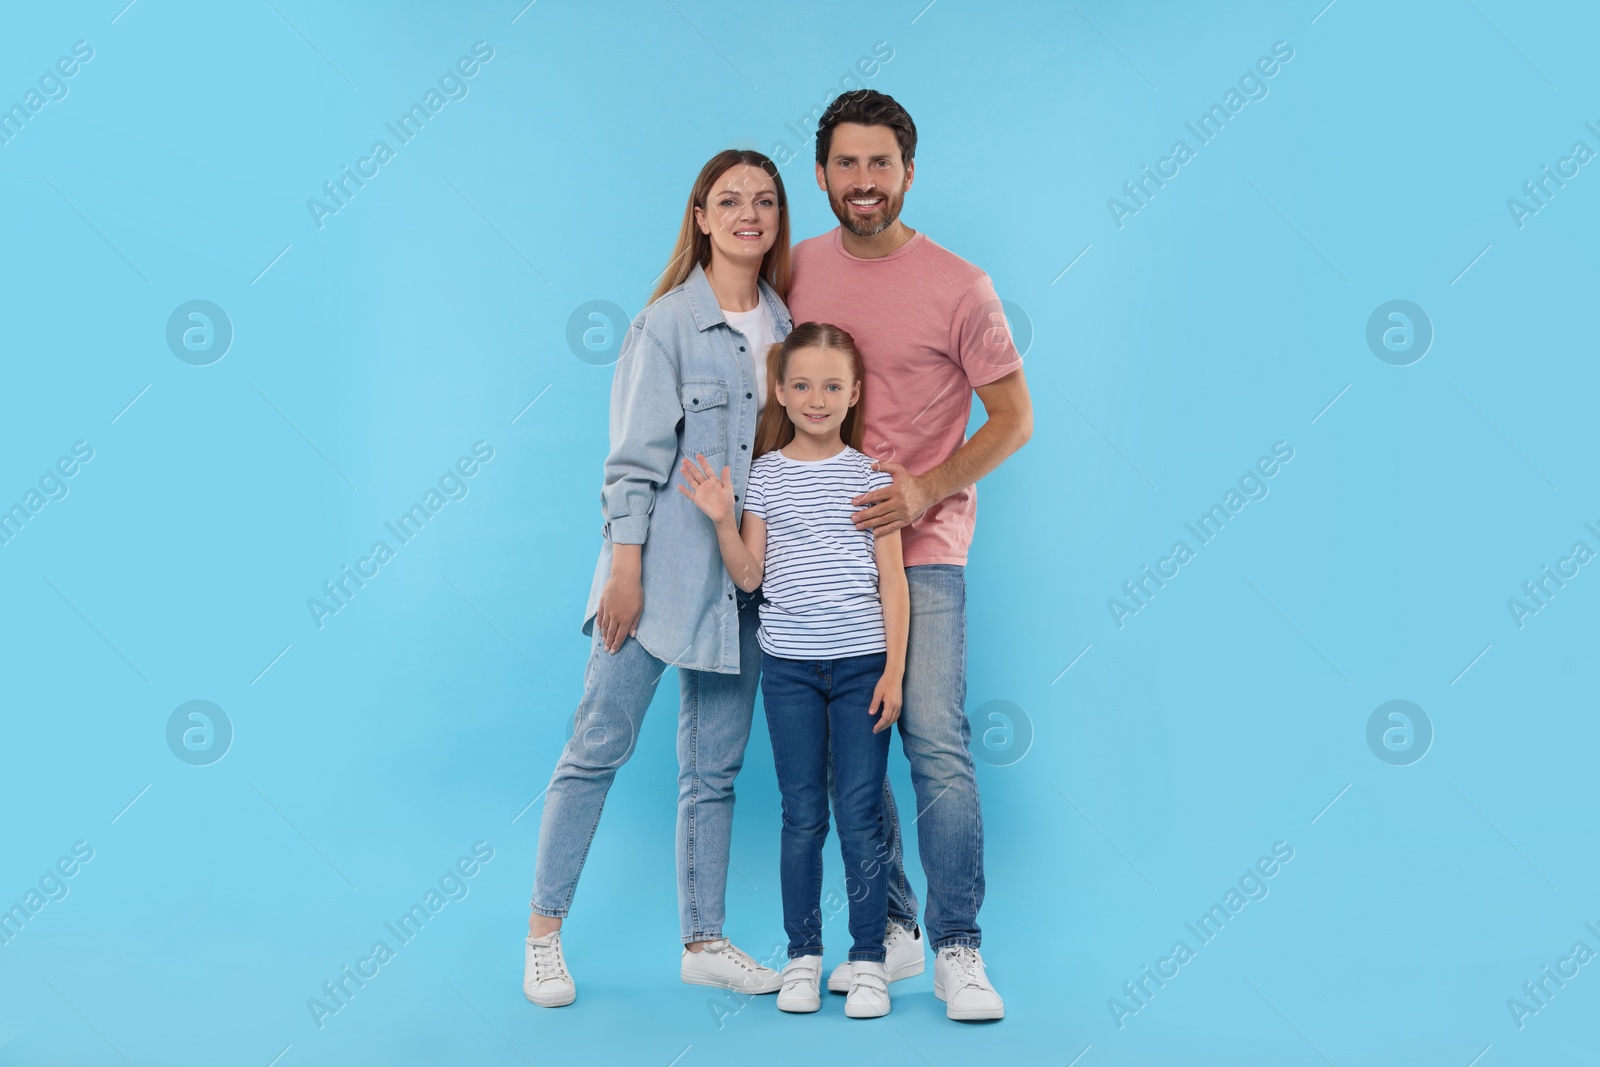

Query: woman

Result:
[524,149,793,1007]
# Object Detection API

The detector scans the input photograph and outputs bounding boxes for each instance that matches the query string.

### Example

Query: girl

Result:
[678,322,909,1019]
[523,150,793,1007]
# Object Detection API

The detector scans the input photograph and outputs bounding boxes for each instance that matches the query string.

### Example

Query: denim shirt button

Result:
[745,392,752,398]
[740,444,747,450]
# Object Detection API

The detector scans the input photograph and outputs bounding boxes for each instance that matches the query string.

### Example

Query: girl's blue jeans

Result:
[761,649,891,963]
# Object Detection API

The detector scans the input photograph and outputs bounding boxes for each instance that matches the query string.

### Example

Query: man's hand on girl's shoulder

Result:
[851,460,934,535]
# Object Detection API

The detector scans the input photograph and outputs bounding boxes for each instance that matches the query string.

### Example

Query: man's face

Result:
[816,122,913,237]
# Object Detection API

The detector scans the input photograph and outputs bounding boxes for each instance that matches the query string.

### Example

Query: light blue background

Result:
[2,1,1596,1064]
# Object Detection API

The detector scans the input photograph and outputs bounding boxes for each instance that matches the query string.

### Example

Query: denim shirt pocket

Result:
[679,376,730,459]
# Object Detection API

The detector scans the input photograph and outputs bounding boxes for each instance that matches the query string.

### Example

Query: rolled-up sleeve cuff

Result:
[606,513,650,545]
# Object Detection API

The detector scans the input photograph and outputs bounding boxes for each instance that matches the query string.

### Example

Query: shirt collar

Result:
[685,260,791,333]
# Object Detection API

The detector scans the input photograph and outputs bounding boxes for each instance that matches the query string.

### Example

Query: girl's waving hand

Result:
[676,453,736,525]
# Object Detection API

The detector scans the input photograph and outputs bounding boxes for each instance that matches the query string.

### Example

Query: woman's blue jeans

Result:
[529,587,762,944]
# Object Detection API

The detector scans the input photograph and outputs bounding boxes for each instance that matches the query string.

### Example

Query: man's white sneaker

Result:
[844,960,891,1018]
[933,945,1004,1021]
[776,955,822,1013]
[680,938,782,993]
[523,932,576,1007]
[827,922,924,993]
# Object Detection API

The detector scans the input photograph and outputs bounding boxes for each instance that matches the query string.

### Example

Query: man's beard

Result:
[828,184,905,237]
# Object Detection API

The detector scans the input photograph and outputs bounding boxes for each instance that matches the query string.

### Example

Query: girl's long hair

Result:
[753,322,868,460]
[649,149,791,305]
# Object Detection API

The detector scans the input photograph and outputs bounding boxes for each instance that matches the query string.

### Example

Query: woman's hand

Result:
[868,673,902,733]
[596,571,643,653]
[675,454,736,527]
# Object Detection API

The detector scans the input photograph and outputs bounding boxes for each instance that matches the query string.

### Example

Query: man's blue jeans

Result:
[762,650,891,963]
[876,563,985,951]
[530,587,762,944]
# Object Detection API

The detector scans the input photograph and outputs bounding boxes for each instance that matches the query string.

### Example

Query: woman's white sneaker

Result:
[827,922,924,993]
[680,938,782,993]
[523,932,576,1007]
[933,945,1004,1021]
[844,960,891,1018]
[776,955,822,1013]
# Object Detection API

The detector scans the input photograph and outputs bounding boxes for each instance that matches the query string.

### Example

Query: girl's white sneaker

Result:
[828,921,924,992]
[844,960,891,1018]
[776,955,822,1013]
[523,932,576,1007]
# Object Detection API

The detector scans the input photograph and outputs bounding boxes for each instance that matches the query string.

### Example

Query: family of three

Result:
[522,90,1033,1021]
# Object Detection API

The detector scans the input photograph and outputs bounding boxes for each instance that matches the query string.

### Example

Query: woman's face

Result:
[694,164,780,270]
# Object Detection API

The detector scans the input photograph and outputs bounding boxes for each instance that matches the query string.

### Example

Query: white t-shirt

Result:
[721,303,776,412]
[742,445,894,659]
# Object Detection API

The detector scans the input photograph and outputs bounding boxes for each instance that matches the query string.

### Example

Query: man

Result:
[786,89,1033,1022]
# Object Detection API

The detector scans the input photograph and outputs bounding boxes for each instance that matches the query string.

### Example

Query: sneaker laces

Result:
[529,935,570,983]
[708,939,764,973]
[886,922,918,949]
[943,946,986,990]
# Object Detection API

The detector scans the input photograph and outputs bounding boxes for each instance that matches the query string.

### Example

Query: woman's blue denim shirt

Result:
[582,261,792,674]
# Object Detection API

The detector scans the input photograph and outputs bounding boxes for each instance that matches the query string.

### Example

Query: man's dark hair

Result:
[814,90,917,168]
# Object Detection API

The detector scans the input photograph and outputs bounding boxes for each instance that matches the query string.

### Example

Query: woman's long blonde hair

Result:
[649,149,791,305]
[753,322,868,460]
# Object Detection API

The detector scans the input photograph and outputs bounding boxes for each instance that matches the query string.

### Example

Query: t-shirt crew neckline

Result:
[829,227,926,264]
[773,445,852,465]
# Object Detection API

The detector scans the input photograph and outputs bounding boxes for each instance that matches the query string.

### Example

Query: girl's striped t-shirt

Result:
[742,445,893,659]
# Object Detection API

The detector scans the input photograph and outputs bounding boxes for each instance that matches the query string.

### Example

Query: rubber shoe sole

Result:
[681,971,783,994]
[844,996,890,1019]
[777,991,821,1013]
[524,985,576,1008]
[933,975,1004,1021]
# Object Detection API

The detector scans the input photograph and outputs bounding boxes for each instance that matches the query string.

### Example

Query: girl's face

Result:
[774,345,859,441]
[694,164,780,270]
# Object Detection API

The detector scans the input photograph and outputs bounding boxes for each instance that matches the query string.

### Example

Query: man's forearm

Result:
[919,407,1031,507]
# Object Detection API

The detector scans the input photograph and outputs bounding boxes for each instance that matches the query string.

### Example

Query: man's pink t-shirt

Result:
[787,228,1023,567]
